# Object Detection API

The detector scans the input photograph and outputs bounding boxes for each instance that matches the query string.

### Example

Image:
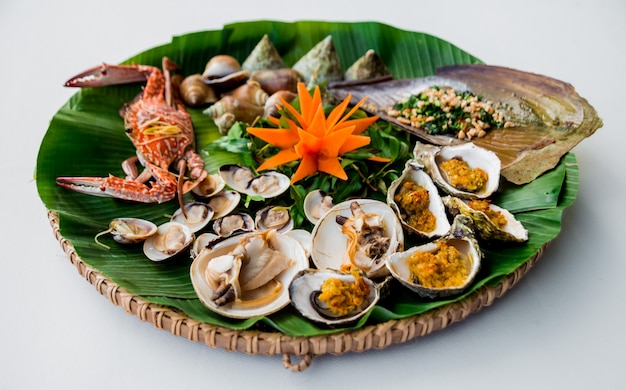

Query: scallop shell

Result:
[190,230,309,319]
[414,141,501,199]
[289,268,382,326]
[387,160,450,239]
[143,222,194,262]
[328,65,602,184]
[386,215,482,299]
[310,199,404,279]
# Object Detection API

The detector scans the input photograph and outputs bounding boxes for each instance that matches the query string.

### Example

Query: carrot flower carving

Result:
[247,83,387,183]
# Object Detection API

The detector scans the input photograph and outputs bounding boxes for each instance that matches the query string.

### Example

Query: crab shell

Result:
[442,196,528,243]
[190,230,309,319]
[413,141,501,199]
[387,160,451,239]
[289,268,382,326]
[310,199,404,279]
[386,215,482,299]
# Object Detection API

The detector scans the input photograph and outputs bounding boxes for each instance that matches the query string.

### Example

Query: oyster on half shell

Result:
[387,160,450,239]
[328,64,602,184]
[442,196,528,243]
[289,268,383,326]
[386,215,481,299]
[413,141,501,199]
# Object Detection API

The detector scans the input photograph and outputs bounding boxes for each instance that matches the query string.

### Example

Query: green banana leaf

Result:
[36,21,577,337]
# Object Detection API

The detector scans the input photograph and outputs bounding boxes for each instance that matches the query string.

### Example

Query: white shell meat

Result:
[190,230,309,319]
[143,222,194,262]
[414,141,501,199]
[289,268,381,326]
[386,215,482,298]
[206,190,241,220]
[311,199,404,279]
[255,205,293,233]
[95,217,157,247]
[387,160,451,239]
[212,212,255,237]
[219,164,290,198]
[191,173,226,198]
[303,189,335,225]
[171,202,214,233]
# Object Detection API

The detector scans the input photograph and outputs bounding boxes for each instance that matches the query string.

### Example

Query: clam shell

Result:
[190,230,309,319]
[190,232,219,259]
[310,199,404,279]
[303,189,335,225]
[255,205,293,233]
[104,217,157,245]
[218,164,290,199]
[143,222,194,262]
[212,212,254,237]
[387,160,451,239]
[191,173,225,198]
[386,215,481,298]
[289,268,381,326]
[171,202,214,233]
[206,190,241,220]
[414,141,500,199]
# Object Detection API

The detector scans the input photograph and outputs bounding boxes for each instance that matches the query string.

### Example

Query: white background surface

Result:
[2,1,624,388]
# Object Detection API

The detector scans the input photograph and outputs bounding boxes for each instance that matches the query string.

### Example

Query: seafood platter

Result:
[37,21,601,371]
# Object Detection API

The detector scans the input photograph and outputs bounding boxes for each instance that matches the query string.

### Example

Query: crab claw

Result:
[56,175,175,203]
[64,63,150,88]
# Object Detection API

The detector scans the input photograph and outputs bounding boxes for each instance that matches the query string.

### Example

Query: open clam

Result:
[206,190,241,220]
[143,221,194,262]
[442,196,528,243]
[171,201,214,233]
[190,229,309,319]
[413,141,501,199]
[289,268,382,326]
[386,215,481,299]
[219,164,290,198]
[303,189,335,225]
[94,217,157,248]
[191,173,225,198]
[328,64,602,184]
[255,205,293,233]
[311,199,404,279]
[212,212,255,237]
[387,160,450,239]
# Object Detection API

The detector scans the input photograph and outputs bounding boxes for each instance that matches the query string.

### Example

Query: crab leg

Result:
[57,163,177,204]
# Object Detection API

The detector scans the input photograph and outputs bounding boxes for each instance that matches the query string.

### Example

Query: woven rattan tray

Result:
[48,210,544,371]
